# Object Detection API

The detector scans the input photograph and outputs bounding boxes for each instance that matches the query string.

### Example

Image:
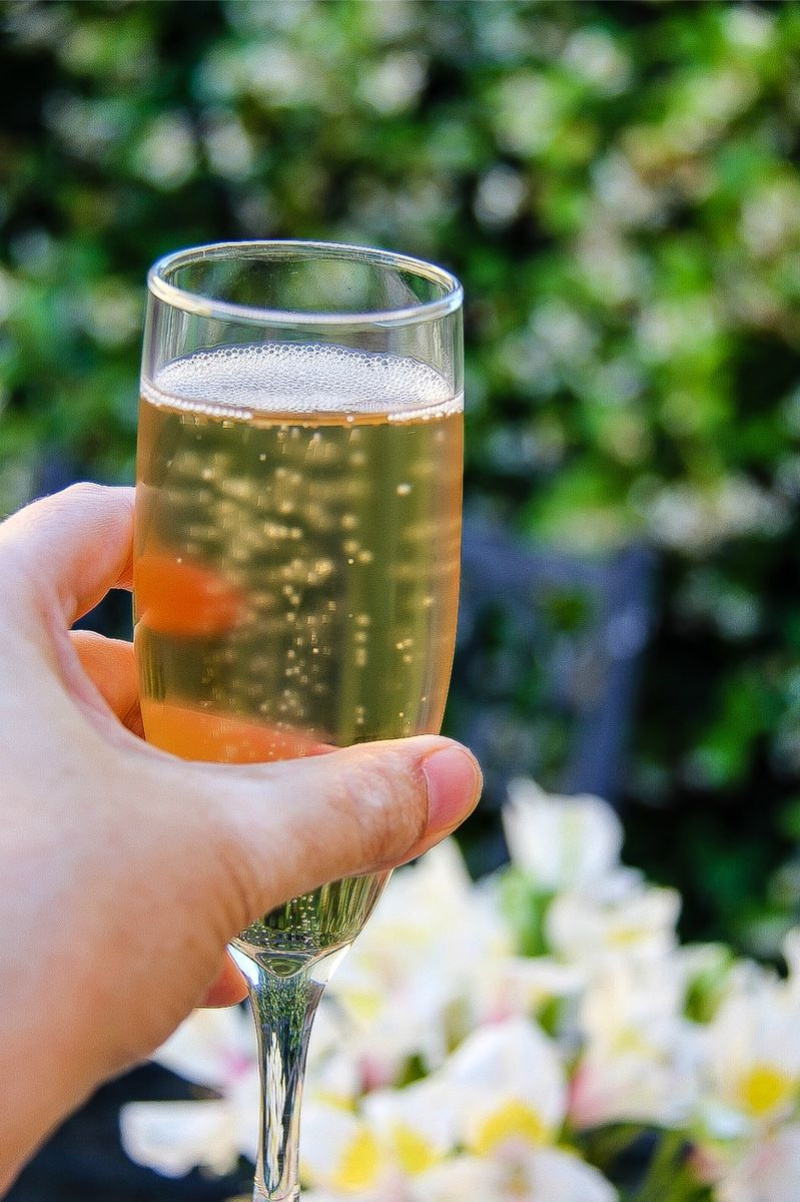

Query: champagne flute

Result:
[133,241,464,1201]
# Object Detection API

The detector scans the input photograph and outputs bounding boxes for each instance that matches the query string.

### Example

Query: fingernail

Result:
[422,745,482,837]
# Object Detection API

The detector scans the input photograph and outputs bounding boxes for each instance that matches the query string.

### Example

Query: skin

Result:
[0,483,481,1190]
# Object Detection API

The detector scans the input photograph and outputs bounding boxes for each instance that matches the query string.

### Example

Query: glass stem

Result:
[232,948,346,1202]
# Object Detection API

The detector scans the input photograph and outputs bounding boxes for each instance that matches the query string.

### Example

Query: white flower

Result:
[302,1156,505,1202]
[699,963,800,1138]
[592,151,662,228]
[144,1004,255,1091]
[570,956,700,1128]
[740,178,800,258]
[492,73,564,157]
[330,840,511,1080]
[441,1017,567,1153]
[303,1194,361,1202]
[716,1125,800,1202]
[120,1004,261,1176]
[580,953,686,1047]
[120,785,782,1202]
[561,28,631,96]
[546,872,680,967]
[640,477,786,553]
[132,112,197,190]
[504,1146,618,1201]
[363,1079,458,1172]
[301,1104,383,1195]
[503,780,623,892]
[724,5,774,51]
[480,953,584,1023]
[474,165,527,229]
[298,1020,615,1202]
[300,1078,459,1197]
[407,1156,505,1201]
[120,1099,240,1178]
[413,1148,617,1202]
[359,51,427,115]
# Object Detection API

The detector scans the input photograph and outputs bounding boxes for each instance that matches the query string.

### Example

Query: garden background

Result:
[2,0,800,961]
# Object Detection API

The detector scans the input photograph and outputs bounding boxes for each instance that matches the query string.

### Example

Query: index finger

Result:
[0,483,135,626]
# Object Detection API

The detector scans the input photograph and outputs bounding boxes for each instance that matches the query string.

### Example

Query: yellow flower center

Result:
[392,1123,439,1175]
[313,1090,356,1113]
[608,925,646,946]
[343,989,382,1023]
[332,1128,381,1193]
[738,1064,796,1117]
[471,1098,546,1155]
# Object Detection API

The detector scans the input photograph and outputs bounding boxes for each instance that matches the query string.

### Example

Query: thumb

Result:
[189,735,481,933]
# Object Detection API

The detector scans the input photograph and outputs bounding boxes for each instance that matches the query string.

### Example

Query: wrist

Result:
[0,935,113,1188]
[0,1006,95,1188]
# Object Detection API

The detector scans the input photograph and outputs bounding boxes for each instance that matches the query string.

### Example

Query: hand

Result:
[0,483,480,1188]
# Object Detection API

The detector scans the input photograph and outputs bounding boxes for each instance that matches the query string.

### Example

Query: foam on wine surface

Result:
[144,341,460,421]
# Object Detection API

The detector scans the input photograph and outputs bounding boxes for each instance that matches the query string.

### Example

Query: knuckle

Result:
[63,481,107,502]
[50,482,131,523]
[35,481,111,523]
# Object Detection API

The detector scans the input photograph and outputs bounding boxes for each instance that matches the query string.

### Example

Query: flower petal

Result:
[503,780,623,891]
[120,1100,238,1178]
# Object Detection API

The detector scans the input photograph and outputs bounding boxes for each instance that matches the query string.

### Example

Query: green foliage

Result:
[498,866,553,958]
[578,1127,714,1202]
[2,0,800,949]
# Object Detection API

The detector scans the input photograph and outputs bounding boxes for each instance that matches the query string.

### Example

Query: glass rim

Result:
[147,240,463,329]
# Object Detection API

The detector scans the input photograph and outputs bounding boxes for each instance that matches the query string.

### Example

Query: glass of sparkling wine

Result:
[133,241,463,1200]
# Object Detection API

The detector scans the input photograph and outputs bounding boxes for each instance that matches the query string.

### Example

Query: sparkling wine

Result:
[134,343,462,968]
